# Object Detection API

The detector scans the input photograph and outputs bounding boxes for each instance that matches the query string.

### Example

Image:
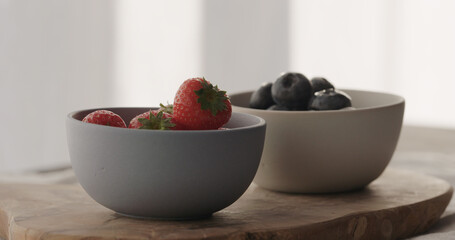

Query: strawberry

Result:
[173,77,232,130]
[158,103,174,114]
[128,110,185,130]
[82,110,127,128]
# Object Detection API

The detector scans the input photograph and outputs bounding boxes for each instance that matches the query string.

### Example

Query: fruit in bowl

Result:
[249,72,352,111]
[66,78,266,219]
[231,73,405,193]
[80,77,232,131]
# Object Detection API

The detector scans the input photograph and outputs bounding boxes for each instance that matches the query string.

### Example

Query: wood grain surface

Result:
[0,168,452,240]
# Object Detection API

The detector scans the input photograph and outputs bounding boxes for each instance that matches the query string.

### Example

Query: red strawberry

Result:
[82,110,127,128]
[128,110,185,130]
[173,77,232,130]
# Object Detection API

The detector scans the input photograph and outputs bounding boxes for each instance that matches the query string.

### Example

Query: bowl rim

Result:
[67,107,266,133]
[230,88,405,115]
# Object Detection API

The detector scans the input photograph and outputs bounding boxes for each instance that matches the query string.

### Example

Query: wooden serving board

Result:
[0,169,452,240]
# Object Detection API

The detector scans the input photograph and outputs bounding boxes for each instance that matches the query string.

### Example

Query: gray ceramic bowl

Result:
[230,89,405,193]
[66,108,266,219]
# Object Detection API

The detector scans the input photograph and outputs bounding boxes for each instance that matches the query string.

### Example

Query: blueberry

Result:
[271,72,312,110]
[309,89,352,110]
[310,77,334,93]
[267,104,292,111]
[249,82,275,109]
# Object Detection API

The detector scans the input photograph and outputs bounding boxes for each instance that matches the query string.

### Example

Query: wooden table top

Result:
[0,169,452,240]
[0,125,454,240]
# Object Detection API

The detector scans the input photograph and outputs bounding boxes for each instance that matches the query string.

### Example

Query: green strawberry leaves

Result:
[195,78,229,116]
[138,111,176,130]
[159,103,174,114]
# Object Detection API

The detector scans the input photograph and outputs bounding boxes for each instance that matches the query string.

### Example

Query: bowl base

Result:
[255,182,369,194]
[115,212,213,221]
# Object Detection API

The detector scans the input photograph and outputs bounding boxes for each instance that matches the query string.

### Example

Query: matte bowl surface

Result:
[66,108,266,219]
[230,89,405,193]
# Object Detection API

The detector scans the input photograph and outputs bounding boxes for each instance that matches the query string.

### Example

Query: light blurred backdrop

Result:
[1,0,454,172]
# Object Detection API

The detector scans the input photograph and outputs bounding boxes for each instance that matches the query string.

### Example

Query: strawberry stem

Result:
[159,103,174,114]
[138,111,176,130]
[194,78,228,116]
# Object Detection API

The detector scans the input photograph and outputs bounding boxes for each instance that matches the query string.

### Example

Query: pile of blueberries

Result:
[249,72,353,111]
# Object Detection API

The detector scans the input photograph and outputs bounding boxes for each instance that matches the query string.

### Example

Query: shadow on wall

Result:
[202,0,291,94]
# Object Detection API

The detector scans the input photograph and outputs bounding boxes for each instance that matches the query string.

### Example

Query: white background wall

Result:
[112,0,204,107]
[201,0,290,94]
[1,0,454,172]
[1,0,115,172]
[290,0,455,128]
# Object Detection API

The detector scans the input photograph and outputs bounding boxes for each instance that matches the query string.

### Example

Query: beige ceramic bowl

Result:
[230,89,405,193]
